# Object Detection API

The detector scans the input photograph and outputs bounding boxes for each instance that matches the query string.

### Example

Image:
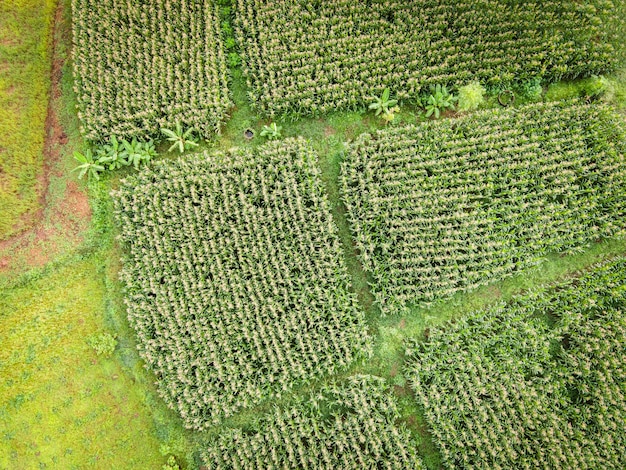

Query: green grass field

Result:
[0,0,56,239]
[2,0,625,468]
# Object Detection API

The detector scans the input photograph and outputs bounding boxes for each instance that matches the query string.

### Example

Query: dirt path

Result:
[0,0,91,276]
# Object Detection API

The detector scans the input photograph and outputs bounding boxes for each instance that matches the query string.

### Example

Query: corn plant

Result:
[72,0,232,142]
[233,0,618,117]
[203,376,425,469]
[112,138,372,429]
[340,101,626,315]
[405,257,626,469]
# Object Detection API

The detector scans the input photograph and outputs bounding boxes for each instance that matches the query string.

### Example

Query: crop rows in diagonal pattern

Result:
[406,257,626,469]
[203,375,425,470]
[340,101,626,314]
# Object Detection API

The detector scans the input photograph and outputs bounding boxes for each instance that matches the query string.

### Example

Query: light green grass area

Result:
[0,257,167,468]
[0,0,56,239]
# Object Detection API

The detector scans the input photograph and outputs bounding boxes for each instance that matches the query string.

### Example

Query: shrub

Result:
[457,81,486,112]
[87,333,117,357]
[259,122,282,140]
[424,85,456,118]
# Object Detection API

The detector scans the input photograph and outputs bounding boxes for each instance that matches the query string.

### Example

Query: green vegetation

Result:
[111,138,371,429]
[340,101,626,314]
[424,85,456,118]
[4,0,626,467]
[457,81,486,112]
[204,376,424,469]
[0,257,165,468]
[72,0,231,141]
[0,0,55,239]
[406,257,626,469]
[233,0,619,117]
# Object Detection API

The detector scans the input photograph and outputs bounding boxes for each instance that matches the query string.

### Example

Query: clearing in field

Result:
[340,101,626,314]
[234,0,619,117]
[406,256,626,469]
[204,375,424,469]
[72,0,231,141]
[112,138,371,429]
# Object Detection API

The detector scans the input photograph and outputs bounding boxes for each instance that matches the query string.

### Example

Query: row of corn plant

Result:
[111,138,371,430]
[72,0,231,142]
[233,0,619,117]
[340,100,626,315]
[405,257,626,469]
[203,375,424,469]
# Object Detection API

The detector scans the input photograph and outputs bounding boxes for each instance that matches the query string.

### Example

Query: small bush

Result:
[580,75,615,101]
[518,78,543,101]
[457,81,486,111]
[87,333,117,357]
[162,456,179,470]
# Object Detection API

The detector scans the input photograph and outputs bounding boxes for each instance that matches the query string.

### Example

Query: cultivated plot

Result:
[112,138,371,429]
[204,375,424,470]
[406,257,626,469]
[341,101,626,314]
[72,0,231,141]
[234,0,619,117]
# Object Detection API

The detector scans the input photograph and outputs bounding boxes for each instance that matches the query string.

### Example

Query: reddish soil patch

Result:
[0,2,91,275]
[323,125,336,138]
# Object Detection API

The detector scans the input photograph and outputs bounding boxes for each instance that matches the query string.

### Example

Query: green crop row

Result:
[72,0,231,142]
[234,0,619,117]
[203,375,424,470]
[112,138,371,430]
[340,101,626,314]
[405,256,626,469]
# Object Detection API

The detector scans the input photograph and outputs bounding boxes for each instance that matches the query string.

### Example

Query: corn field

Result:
[203,375,424,469]
[340,101,626,315]
[233,0,619,117]
[111,138,371,429]
[72,0,231,142]
[405,257,626,469]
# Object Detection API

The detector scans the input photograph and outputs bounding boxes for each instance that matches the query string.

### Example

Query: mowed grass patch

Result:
[0,0,55,239]
[0,257,166,469]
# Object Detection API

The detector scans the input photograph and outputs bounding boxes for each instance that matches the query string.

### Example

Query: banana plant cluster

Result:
[72,0,231,142]
[112,138,371,430]
[405,257,626,469]
[203,375,424,469]
[233,0,617,117]
[340,101,626,315]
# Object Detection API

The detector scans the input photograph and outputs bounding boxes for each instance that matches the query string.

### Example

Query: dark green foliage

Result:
[340,101,626,314]
[203,376,425,469]
[405,257,626,469]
